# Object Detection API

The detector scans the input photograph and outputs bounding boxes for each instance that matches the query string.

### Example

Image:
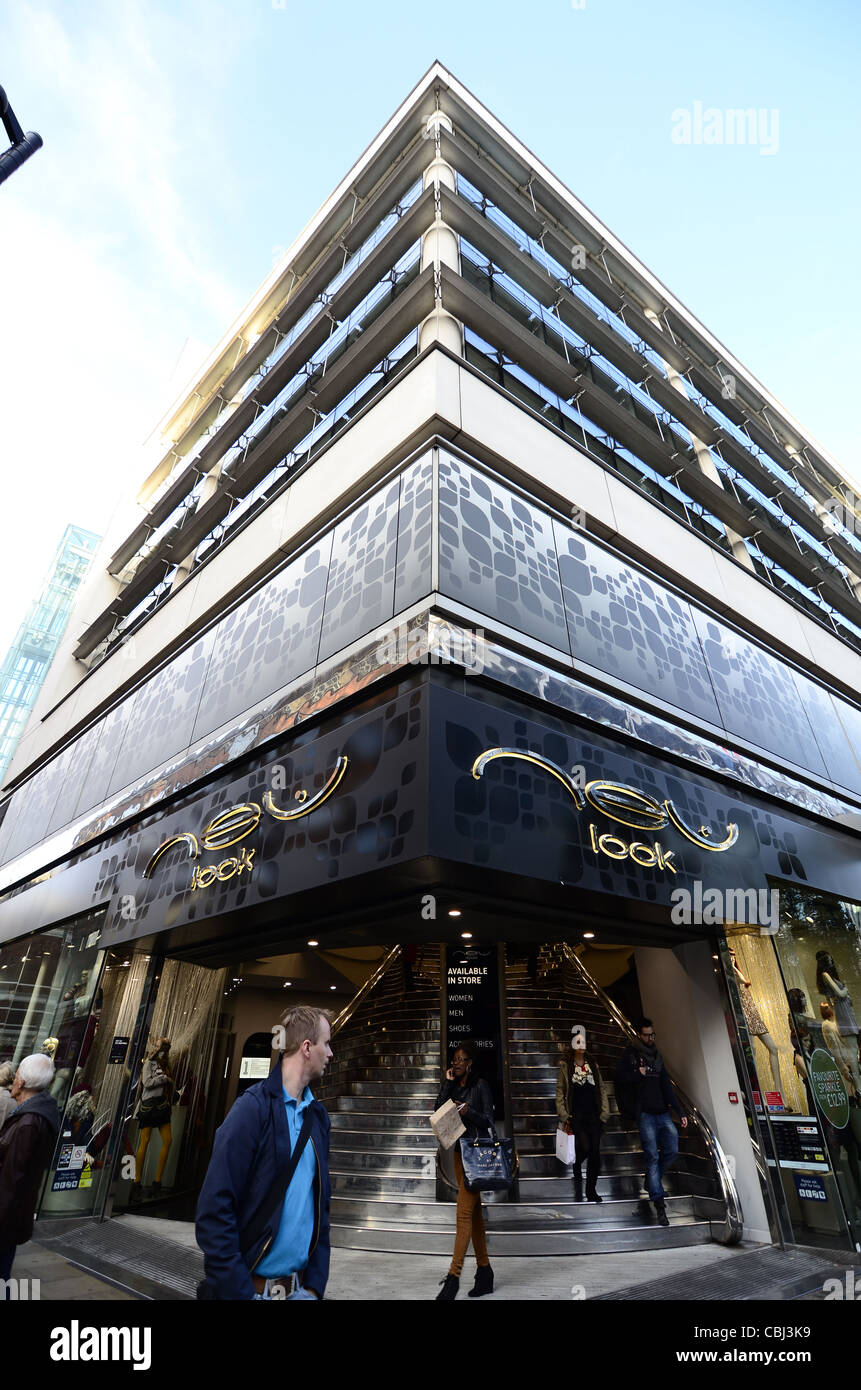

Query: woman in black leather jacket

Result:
[433,1042,494,1301]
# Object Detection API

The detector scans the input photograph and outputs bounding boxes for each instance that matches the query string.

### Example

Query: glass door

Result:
[38,944,155,1219]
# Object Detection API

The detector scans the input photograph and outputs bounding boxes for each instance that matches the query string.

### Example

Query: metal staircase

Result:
[319,944,740,1255]
[317,948,449,1254]
[493,947,732,1252]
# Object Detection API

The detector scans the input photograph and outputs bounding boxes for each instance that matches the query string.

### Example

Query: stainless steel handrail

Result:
[330,945,402,1037]
[561,942,743,1245]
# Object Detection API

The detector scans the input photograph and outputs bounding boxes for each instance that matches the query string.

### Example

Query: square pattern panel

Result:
[318,478,401,663]
[692,611,826,776]
[827,694,861,796]
[437,454,569,652]
[107,631,215,798]
[791,672,861,797]
[3,752,68,862]
[0,795,19,866]
[555,521,722,726]
[74,698,135,820]
[45,722,102,835]
[394,452,434,612]
[191,536,332,743]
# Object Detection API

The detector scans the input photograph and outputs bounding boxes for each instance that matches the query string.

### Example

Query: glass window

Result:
[724,883,861,1250]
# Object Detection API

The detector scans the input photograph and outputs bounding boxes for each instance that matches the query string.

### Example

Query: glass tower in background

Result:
[0,524,100,784]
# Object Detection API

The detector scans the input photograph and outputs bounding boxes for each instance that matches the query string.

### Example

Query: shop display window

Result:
[725,884,861,1250]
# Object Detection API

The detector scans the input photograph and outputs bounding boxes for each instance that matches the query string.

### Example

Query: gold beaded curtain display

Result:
[144,959,227,1095]
[81,953,150,1138]
[728,930,807,1115]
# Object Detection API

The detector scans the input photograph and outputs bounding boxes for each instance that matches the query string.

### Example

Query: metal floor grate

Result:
[38,1218,204,1299]
[592,1246,846,1300]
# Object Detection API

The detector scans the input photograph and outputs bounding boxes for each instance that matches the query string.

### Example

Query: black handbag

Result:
[196,1106,315,1299]
[459,1123,517,1194]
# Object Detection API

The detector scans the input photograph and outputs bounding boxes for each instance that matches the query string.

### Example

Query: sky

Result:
[1,0,859,661]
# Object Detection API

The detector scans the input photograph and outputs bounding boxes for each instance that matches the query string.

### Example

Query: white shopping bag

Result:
[556,1126,576,1165]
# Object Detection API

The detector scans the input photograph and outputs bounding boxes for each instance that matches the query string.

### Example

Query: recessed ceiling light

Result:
[448,909,462,918]
[330,985,337,991]
[283,981,292,988]
[460,931,473,940]
[307,939,319,947]
[583,932,595,940]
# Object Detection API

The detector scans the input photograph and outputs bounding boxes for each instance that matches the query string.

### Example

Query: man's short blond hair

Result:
[277,1005,333,1055]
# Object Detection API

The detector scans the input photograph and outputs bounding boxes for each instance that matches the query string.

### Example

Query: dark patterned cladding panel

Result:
[828,695,861,795]
[191,538,332,743]
[45,723,101,835]
[428,684,765,903]
[0,794,20,866]
[100,686,428,944]
[791,673,861,796]
[75,699,134,819]
[4,750,69,862]
[318,478,401,663]
[554,522,722,726]
[394,453,434,612]
[107,631,215,798]
[437,455,569,652]
[692,611,826,775]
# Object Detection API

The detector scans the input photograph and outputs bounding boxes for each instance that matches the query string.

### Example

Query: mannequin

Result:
[816,953,859,1032]
[729,947,786,1101]
[820,1002,861,1098]
[131,1037,173,1200]
[786,994,814,1115]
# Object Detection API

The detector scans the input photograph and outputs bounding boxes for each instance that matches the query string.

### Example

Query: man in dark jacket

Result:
[0,1053,61,1281]
[615,1018,687,1227]
[196,1005,332,1300]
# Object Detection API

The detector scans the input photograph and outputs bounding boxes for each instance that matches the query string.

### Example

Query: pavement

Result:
[5,1234,801,1302]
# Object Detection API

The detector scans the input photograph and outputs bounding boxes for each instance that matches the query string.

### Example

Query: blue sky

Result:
[1,0,859,658]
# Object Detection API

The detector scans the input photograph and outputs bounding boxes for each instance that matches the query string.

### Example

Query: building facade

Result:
[1,65,861,1268]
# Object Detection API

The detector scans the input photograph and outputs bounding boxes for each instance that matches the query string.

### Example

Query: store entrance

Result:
[110,943,390,1224]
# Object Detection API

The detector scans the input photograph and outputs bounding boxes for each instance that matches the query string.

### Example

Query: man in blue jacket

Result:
[196,1005,333,1299]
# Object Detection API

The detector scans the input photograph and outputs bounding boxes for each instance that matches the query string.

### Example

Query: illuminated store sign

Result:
[471,748,738,875]
[142,757,349,891]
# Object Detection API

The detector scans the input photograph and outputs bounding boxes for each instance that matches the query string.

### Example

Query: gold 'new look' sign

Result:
[142,757,349,891]
[471,749,738,874]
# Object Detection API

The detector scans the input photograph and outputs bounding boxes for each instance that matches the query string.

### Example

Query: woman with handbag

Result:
[434,1042,495,1301]
[555,1028,609,1202]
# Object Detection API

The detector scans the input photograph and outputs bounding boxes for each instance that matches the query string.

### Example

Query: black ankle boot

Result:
[467,1265,494,1298]
[586,1187,603,1204]
[654,1200,670,1227]
[572,1173,584,1202]
[436,1274,459,1300]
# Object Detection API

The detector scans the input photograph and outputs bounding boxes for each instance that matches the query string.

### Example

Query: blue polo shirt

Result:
[255,1085,316,1277]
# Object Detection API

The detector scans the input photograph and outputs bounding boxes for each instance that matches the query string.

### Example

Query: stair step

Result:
[329,1128,433,1148]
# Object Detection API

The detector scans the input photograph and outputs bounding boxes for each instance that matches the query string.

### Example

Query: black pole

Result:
[0,85,43,186]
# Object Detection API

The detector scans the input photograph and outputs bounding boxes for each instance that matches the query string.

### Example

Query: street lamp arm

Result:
[0,85,43,187]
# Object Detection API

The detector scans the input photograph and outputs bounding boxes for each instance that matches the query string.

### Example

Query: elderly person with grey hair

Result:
[0,1053,60,1284]
[0,1064,16,1133]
